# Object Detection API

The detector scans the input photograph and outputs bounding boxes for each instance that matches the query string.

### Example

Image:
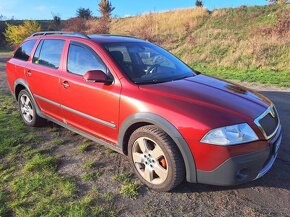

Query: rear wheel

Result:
[128,125,185,192]
[18,89,45,127]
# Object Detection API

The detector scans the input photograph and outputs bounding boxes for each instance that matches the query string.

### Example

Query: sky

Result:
[0,0,268,20]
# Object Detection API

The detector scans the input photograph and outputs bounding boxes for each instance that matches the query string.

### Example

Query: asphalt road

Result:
[0,54,289,216]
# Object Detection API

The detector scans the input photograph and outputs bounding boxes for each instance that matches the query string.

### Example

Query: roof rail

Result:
[30,31,90,39]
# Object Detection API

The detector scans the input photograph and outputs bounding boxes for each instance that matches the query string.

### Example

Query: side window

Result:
[67,43,107,76]
[32,39,65,69]
[14,40,37,61]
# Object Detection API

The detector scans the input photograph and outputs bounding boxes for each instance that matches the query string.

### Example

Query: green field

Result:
[0,93,139,216]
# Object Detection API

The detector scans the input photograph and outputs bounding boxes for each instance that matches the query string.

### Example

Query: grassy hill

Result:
[0,4,289,87]
[111,4,290,87]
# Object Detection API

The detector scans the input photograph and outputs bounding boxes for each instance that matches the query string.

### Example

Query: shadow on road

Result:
[174,91,290,193]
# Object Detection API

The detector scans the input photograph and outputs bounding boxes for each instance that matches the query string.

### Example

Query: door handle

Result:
[26,70,32,77]
[62,81,70,88]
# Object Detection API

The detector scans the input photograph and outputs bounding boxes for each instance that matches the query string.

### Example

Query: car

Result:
[6,31,282,192]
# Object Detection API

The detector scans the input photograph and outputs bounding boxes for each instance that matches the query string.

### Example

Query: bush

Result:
[62,17,87,32]
[86,18,110,34]
[63,17,111,34]
[4,20,41,47]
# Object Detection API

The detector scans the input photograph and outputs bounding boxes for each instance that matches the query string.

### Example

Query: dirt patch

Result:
[1,56,290,216]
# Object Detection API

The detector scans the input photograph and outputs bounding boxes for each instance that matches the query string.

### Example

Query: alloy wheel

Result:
[132,137,168,185]
[20,94,34,123]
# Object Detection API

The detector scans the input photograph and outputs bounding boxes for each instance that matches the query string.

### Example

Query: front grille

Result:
[255,106,279,139]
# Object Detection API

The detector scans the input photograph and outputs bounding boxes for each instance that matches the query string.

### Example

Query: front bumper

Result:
[196,125,282,186]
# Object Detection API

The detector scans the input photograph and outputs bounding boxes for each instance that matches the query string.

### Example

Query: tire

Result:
[18,89,46,127]
[128,125,185,192]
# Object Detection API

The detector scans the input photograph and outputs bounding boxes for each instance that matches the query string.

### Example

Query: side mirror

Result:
[83,70,113,84]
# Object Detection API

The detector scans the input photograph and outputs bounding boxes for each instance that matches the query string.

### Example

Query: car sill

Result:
[33,94,116,128]
[42,112,123,154]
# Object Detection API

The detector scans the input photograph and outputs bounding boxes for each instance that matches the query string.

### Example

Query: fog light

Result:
[236,168,249,181]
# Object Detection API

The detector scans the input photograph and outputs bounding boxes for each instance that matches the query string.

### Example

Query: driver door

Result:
[59,41,121,144]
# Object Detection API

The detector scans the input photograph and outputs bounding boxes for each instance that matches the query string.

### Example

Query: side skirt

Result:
[43,114,124,155]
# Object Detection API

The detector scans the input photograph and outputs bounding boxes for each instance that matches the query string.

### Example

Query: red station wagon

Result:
[6,32,282,191]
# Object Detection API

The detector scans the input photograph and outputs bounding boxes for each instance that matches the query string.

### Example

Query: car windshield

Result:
[102,42,195,84]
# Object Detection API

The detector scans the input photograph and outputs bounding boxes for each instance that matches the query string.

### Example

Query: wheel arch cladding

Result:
[14,81,27,100]
[118,112,197,183]
[14,79,43,118]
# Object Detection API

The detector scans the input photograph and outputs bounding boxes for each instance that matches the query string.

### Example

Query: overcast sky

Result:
[0,0,268,20]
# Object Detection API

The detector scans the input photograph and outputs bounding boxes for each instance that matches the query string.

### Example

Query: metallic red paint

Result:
[6,34,276,176]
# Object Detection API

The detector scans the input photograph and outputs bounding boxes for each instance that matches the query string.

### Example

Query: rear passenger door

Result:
[59,41,121,144]
[25,39,65,121]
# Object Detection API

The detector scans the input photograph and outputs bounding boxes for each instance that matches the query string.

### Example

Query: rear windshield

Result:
[13,40,37,61]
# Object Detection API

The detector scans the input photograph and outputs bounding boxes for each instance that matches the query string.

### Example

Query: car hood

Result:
[139,74,271,124]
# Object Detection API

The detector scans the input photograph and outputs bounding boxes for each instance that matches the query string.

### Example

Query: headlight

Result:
[201,123,258,145]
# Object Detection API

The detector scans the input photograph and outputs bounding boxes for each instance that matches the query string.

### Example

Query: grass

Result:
[114,172,139,199]
[114,172,133,183]
[110,4,290,87]
[0,92,121,216]
[105,147,117,154]
[191,64,290,87]
[23,154,58,172]
[120,182,139,199]
[82,171,102,181]
[52,138,65,146]
[83,161,96,169]
[79,144,91,153]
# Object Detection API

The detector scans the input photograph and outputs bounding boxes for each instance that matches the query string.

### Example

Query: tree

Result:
[195,0,203,7]
[76,8,92,19]
[4,20,41,47]
[50,15,61,31]
[98,0,115,20]
[97,0,115,34]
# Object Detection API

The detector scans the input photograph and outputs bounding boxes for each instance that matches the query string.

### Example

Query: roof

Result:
[89,34,145,43]
[29,31,145,43]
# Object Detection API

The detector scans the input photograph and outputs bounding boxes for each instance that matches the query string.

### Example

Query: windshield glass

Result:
[102,42,195,84]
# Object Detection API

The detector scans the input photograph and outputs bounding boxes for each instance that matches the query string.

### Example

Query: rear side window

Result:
[33,39,65,69]
[67,43,107,76]
[14,40,37,61]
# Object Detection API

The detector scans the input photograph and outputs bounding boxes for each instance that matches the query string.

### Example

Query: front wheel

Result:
[128,125,185,192]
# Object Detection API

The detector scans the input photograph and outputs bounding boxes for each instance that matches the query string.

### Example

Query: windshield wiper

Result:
[171,75,193,81]
[134,80,167,85]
